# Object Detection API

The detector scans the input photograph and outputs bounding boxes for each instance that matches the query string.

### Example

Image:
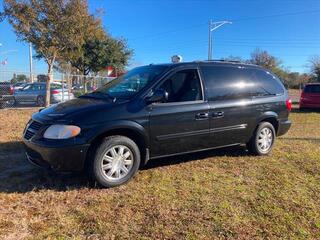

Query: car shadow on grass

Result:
[0,141,89,193]
[0,141,248,193]
[142,145,248,170]
[280,137,320,143]
[291,108,320,114]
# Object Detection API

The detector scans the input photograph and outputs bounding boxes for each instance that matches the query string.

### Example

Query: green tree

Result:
[2,0,94,106]
[71,38,132,76]
[11,73,27,84]
[55,8,132,92]
[37,74,48,83]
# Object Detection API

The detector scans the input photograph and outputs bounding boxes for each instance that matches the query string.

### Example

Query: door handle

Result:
[212,111,224,118]
[195,112,209,120]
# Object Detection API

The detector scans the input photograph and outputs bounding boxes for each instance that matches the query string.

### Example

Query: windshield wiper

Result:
[80,91,117,102]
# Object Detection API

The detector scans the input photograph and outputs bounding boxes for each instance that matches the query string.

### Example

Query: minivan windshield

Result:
[87,65,168,100]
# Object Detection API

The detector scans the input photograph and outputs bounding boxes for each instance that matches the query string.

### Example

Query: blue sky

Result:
[0,0,319,75]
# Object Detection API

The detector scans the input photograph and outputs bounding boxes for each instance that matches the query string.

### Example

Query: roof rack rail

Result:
[204,59,242,63]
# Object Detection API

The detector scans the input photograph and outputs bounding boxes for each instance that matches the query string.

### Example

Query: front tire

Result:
[247,122,276,156]
[6,97,16,108]
[36,95,45,107]
[91,136,141,188]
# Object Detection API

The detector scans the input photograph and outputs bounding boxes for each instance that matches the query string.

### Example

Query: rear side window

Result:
[200,65,284,101]
[304,85,320,93]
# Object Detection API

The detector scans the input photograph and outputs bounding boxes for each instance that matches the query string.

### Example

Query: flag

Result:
[106,66,114,76]
[1,59,8,65]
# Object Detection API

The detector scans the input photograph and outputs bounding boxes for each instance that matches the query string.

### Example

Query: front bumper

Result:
[24,139,90,172]
[277,119,291,136]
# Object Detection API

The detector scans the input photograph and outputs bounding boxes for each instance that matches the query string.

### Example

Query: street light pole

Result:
[29,42,33,82]
[208,19,232,60]
[208,20,212,60]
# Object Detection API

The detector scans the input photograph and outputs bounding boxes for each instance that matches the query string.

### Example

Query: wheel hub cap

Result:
[257,127,273,152]
[101,145,133,181]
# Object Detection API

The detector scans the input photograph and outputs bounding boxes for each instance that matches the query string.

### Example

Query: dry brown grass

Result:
[0,107,319,239]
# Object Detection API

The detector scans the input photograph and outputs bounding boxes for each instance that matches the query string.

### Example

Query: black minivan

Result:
[23,61,292,187]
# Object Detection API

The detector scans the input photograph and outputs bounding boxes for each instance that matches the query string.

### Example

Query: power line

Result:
[129,9,320,41]
[129,22,207,41]
[231,9,320,22]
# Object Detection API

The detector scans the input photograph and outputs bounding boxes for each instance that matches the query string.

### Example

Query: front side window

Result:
[90,66,168,100]
[22,84,32,91]
[157,69,202,103]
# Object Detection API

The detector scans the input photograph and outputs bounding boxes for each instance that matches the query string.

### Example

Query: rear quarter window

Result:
[248,68,285,96]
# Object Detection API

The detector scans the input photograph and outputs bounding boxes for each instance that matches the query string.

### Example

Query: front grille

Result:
[29,121,42,131]
[24,120,43,140]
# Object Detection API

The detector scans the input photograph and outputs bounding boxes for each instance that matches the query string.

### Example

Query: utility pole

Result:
[208,19,232,60]
[29,42,33,82]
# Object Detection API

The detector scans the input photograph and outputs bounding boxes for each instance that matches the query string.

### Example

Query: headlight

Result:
[43,125,81,139]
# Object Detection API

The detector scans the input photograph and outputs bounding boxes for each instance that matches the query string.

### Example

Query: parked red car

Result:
[300,83,320,109]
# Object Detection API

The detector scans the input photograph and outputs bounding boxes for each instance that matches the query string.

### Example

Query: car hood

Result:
[33,97,117,122]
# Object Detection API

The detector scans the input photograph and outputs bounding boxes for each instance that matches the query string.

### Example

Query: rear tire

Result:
[247,122,276,156]
[36,95,45,107]
[91,135,141,188]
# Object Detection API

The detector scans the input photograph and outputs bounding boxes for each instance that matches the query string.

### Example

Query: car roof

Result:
[305,83,320,86]
[148,60,262,70]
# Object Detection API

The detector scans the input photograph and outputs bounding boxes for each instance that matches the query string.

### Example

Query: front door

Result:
[17,84,33,102]
[149,68,210,157]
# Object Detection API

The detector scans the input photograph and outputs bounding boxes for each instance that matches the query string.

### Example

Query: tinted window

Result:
[201,65,253,101]
[157,69,202,102]
[304,85,320,93]
[249,69,284,96]
[201,65,284,101]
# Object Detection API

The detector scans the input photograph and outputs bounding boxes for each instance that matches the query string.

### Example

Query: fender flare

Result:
[257,111,279,123]
[87,120,149,148]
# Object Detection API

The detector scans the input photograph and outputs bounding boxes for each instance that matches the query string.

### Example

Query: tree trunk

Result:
[67,74,72,100]
[45,64,53,107]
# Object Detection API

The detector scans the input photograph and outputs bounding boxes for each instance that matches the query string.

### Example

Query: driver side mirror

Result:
[146,89,168,103]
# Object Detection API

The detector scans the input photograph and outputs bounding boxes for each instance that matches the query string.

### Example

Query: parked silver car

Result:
[13,82,74,106]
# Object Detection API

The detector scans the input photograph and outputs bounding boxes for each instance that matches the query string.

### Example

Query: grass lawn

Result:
[0,107,319,239]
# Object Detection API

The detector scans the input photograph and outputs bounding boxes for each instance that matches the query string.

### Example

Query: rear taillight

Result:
[51,90,59,94]
[9,86,14,95]
[286,98,292,111]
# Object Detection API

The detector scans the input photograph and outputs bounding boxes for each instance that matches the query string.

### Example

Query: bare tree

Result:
[309,56,320,82]
[250,48,281,71]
